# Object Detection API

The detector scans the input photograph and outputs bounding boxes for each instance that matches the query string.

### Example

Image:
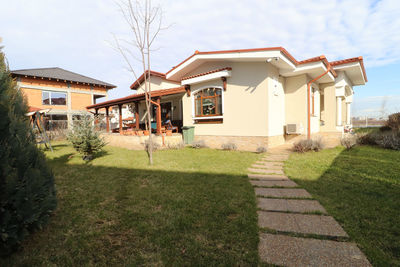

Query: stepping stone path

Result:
[249,148,371,266]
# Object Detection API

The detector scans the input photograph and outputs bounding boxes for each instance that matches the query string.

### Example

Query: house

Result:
[87,47,366,150]
[11,67,116,128]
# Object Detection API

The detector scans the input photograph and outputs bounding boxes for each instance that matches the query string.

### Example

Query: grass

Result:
[1,142,261,266]
[353,127,380,134]
[285,145,400,266]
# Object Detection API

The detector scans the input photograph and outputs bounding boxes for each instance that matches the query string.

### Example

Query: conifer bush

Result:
[67,115,106,160]
[0,48,56,255]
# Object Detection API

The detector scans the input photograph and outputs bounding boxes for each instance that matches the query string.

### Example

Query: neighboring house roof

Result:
[87,86,186,109]
[11,67,116,89]
[130,70,178,90]
[181,67,232,81]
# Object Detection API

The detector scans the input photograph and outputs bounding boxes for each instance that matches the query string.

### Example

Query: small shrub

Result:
[341,135,357,149]
[293,138,324,153]
[67,115,106,160]
[191,140,207,149]
[256,146,267,153]
[167,141,184,150]
[221,142,237,151]
[144,139,160,152]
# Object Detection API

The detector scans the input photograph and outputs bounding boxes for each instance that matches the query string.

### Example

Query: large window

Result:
[42,91,67,105]
[194,87,222,117]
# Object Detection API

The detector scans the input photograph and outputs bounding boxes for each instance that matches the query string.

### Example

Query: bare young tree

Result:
[112,0,165,165]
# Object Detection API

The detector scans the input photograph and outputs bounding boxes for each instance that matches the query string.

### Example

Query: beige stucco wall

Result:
[181,61,269,137]
[136,76,180,93]
[320,83,338,132]
[284,74,308,134]
[266,64,286,137]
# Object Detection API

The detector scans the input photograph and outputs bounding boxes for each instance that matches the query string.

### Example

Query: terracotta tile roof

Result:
[87,86,186,109]
[329,56,367,82]
[181,67,232,81]
[166,47,338,77]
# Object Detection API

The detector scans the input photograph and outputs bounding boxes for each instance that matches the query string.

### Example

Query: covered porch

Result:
[86,87,186,135]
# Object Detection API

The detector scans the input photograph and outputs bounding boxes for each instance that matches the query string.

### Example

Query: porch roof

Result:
[86,86,186,110]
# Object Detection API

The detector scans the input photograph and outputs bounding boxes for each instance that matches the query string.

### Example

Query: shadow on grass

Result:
[0,154,259,266]
[288,146,400,266]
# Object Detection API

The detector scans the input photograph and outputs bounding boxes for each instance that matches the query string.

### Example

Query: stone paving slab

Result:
[250,180,298,188]
[251,164,283,170]
[262,157,288,162]
[248,168,285,175]
[255,188,311,198]
[257,198,326,213]
[248,174,289,181]
[259,233,371,267]
[258,211,348,237]
[263,154,290,160]
[255,161,284,166]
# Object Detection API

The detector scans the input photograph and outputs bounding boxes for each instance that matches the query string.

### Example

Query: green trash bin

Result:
[182,126,195,144]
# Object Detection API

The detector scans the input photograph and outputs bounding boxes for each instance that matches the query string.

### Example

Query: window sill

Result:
[194,117,223,124]
[193,116,223,120]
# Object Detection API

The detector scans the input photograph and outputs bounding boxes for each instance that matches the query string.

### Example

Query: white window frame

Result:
[42,90,67,106]
[191,85,224,120]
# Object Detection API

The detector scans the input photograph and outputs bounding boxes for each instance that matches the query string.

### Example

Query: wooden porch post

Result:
[135,102,140,129]
[156,97,161,135]
[105,106,110,133]
[94,108,99,128]
[118,104,123,134]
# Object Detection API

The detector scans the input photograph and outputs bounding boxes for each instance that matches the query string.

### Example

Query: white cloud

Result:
[0,0,399,99]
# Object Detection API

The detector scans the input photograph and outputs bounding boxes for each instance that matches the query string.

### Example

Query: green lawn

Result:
[1,143,261,266]
[285,146,400,266]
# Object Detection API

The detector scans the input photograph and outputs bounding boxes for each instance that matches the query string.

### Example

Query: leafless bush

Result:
[256,146,267,153]
[167,141,185,150]
[341,135,357,149]
[385,112,400,131]
[191,140,207,149]
[375,131,400,150]
[293,138,324,153]
[356,132,377,145]
[221,142,237,151]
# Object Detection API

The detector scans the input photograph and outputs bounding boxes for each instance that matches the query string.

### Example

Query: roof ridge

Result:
[11,67,60,72]
[181,67,232,81]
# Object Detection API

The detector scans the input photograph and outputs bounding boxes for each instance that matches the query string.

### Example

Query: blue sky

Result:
[1,0,399,117]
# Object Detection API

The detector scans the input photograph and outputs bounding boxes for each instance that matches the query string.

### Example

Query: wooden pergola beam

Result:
[185,85,191,96]
[221,77,227,91]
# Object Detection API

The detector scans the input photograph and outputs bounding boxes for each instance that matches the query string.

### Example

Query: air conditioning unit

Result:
[286,123,303,135]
